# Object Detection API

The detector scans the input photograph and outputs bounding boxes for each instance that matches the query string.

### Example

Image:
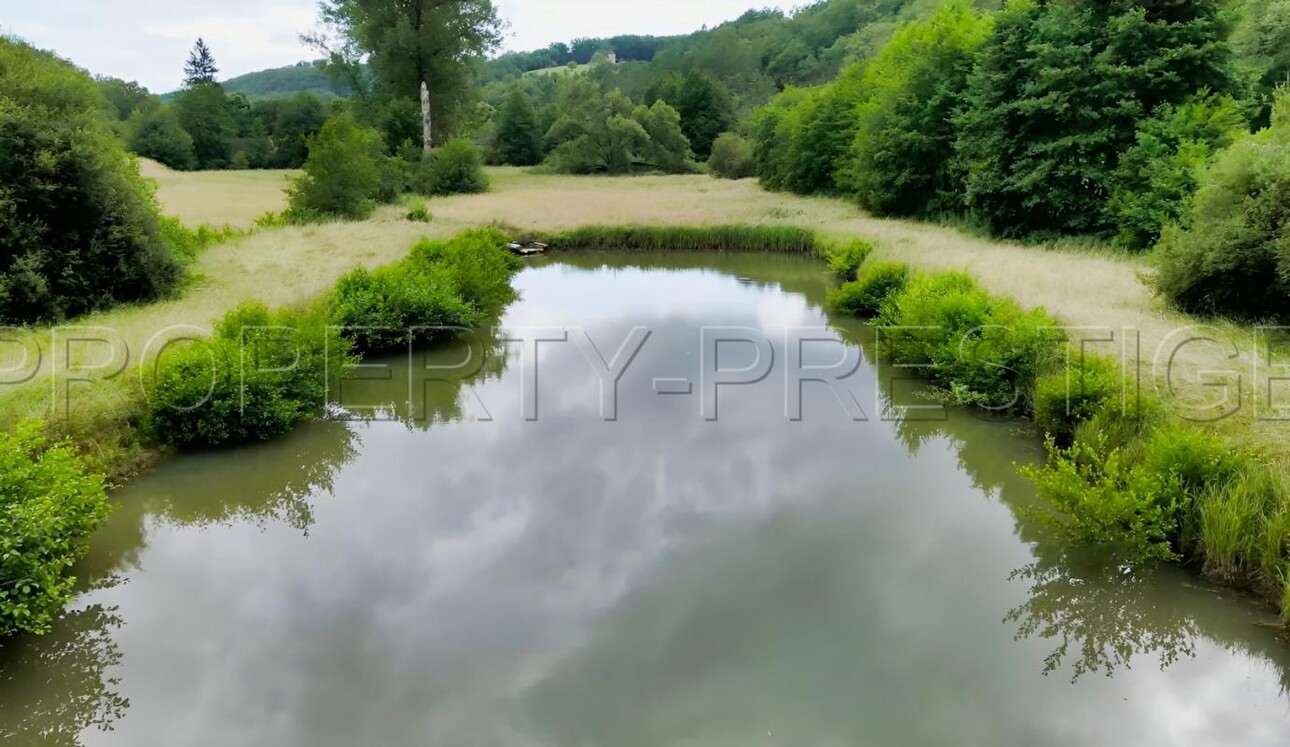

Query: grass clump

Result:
[0,421,111,637]
[539,224,819,254]
[405,201,433,223]
[828,261,908,316]
[826,240,874,281]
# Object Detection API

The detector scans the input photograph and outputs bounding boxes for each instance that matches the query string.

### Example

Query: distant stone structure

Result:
[606,51,619,65]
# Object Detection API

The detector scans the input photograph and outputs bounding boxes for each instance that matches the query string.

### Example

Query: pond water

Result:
[3,253,1290,746]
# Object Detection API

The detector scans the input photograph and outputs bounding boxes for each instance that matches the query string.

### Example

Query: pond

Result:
[3,253,1290,745]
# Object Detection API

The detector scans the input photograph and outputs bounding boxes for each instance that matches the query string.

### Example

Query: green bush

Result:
[875,272,1058,414]
[406,202,433,222]
[1033,353,1121,447]
[1022,433,1182,565]
[828,262,908,317]
[286,112,392,222]
[0,39,184,324]
[706,133,756,180]
[1155,93,1290,321]
[144,302,345,449]
[0,421,110,637]
[412,138,489,197]
[331,229,521,354]
[826,240,874,282]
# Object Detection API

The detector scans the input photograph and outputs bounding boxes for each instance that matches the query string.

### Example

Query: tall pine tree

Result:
[184,38,219,86]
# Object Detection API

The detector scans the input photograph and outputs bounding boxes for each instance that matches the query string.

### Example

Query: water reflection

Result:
[3,254,1290,743]
[0,600,127,746]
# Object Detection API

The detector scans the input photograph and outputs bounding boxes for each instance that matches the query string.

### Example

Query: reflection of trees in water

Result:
[832,308,1290,685]
[1004,552,1199,682]
[0,598,128,745]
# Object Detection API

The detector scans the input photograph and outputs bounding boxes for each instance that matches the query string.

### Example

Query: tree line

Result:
[733,0,1290,322]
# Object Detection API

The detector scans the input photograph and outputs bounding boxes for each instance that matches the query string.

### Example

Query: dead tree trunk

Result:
[421,80,433,154]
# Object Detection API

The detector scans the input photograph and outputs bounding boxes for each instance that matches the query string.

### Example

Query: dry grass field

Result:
[2,160,1281,476]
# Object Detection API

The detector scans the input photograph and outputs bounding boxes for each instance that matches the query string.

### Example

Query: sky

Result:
[2,0,798,93]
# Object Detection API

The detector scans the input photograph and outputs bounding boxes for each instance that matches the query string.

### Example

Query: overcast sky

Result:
[3,0,797,93]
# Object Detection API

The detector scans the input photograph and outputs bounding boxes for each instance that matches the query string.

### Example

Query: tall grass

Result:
[535,224,821,255]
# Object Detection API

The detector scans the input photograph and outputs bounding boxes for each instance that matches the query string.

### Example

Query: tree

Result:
[1155,92,1290,321]
[544,84,692,174]
[489,85,543,166]
[310,0,504,154]
[955,0,1237,238]
[646,71,735,159]
[837,0,992,218]
[127,106,196,169]
[287,112,390,221]
[173,82,235,169]
[184,38,219,86]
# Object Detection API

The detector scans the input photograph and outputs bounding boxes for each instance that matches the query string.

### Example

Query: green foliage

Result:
[954,0,1237,239]
[828,261,908,317]
[331,229,520,354]
[144,302,346,449]
[412,138,489,196]
[173,83,236,169]
[286,112,392,221]
[645,70,736,159]
[0,422,110,637]
[1022,433,1182,565]
[545,83,694,174]
[0,38,183,324]
[222,60,348,100]
[826,240,874,282]
[127,106,195,170]
[875,271,1059,414]
[706,132,755,179]
[1033,354,1122,448]
[539,224,818,253]
[1233,0,1290,126]
[1155,93,1290,320]
[489,85,544,166]
[309,0,504,146]
[839,0,992,217]
[406,202,432,222]
[1106,94,1246,250]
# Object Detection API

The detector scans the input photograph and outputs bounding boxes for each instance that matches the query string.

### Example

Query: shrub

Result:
[1155,93,1290,321]
[331,229,521,354]
[489,85,544,167]
[286,112,391,222]
[406,202,432,223]
[706,133,755,179]
[412,138,489,197]
[0,421,110,636]
[828,262,908,317]
[1033,353,1121,447]
[144,302,345,449]
[826,240,874,282]
[1022,433,1182,565]
[876,272,1058,414]
[0,39,184,324]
